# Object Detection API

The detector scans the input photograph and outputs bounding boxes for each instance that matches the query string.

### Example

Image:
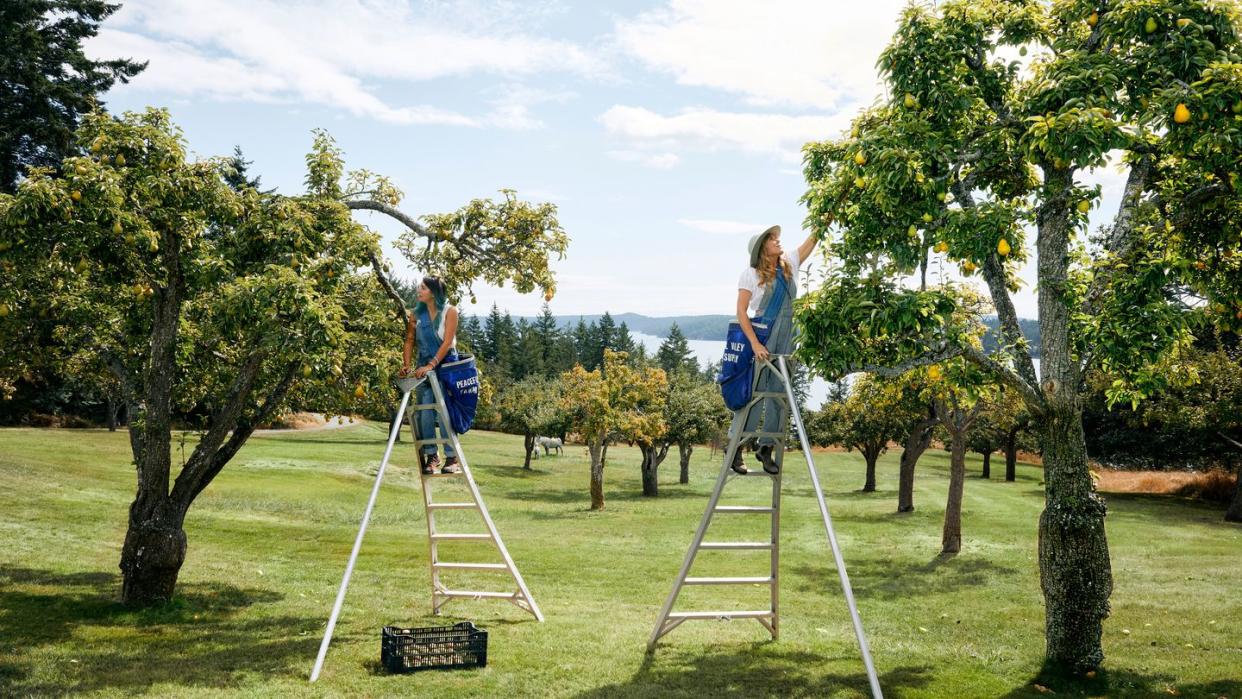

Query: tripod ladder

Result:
[310,374,542,682]
[647,355,882,698]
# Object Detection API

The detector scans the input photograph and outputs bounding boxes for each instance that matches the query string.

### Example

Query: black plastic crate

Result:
[381,622,488,673]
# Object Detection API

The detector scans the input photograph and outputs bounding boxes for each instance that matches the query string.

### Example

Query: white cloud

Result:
[614,0,905,110]
[678,219,765,235]
[600,105,847,162]
[606,149,682,169]
[87,0,603,127]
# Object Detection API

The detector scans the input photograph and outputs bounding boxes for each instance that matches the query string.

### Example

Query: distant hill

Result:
[496,312,1040,356]
[545,313,734,341]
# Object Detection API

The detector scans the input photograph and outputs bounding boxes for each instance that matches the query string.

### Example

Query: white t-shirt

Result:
[738,249,801,315]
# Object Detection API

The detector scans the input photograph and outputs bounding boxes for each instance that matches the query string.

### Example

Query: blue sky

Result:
[87,0,1127,320]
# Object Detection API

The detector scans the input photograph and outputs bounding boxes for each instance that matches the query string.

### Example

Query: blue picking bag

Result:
[437,354,480,434]
[716,272,789,411]
[717,319,769,410]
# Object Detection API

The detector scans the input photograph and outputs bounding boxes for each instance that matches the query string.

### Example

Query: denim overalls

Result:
[740,267,796,445]
[415,306,458,459]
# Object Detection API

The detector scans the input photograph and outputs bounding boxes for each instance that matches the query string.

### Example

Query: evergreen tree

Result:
[656,323,699,376]
[458,315,484,356]
[595,312,617,369]
[614,320,636,354]
[221,146,272,193]
[482,303,504,365]
[1,0,146,192]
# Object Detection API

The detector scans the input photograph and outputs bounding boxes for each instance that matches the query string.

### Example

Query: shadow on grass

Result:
[577,643,931,698]
[1099,491,1232,526]
[1001,660,1242,698]
[792,553,1017,600]
[499,484,706,505]
[0,565,318,694]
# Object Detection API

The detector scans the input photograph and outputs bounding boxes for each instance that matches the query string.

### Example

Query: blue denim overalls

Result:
[415,306,458,459]
[740,266,796,445]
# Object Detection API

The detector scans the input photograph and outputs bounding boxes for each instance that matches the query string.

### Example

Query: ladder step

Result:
[667,610,774,620]
[430,533,492,542]
[427,502,477,510]
[730,469,779,477]
[684,576,774,586]
[416,438,454,445]
[433,562,508,571]
[423,471,465,479]
[751,392,786,398]
[435,590,518,599]
[411,404,439,411]
[713,505,775,514]
[699,542,774,550]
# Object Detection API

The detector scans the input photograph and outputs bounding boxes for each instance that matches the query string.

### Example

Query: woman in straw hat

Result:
[730,225,819,474]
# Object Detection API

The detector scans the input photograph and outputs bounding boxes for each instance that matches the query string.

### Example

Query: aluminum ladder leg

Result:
[647,356,883,699]
[414,371,544,621]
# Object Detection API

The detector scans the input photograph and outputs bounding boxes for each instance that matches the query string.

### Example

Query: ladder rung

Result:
[427,502,477,510]
[713,505,775,514]
[740,431,786,440]
[699,542,774,550]
[430,533,492,542]
[416,438,454,445]
[684,576,773,585]
[667,610,774,620]
[435,590,518,599]
[411,404,439,410]
[751,392,786,398]
[730,469,778,477]
[423,471,464,479]
[433,562,508,571]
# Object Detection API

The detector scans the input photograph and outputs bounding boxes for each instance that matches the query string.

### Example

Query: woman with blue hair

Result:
[401,276,461,475]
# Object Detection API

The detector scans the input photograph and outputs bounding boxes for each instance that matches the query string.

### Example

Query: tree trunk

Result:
[121,250,182,606]
[1037,409,1112,672]
[106,395,120,432]
[1005,426,1019,482]
[898,415,936,513]
[523,433,535,470]
[639,443,669,497]
[862,443,881,492]
[981,450,991,479]
[678,443,692,484]
[1224,463,1241,523]
[1035,171,1112,672]
[942,435,966,554]
[119,500,186,606]
[588,440,605,510]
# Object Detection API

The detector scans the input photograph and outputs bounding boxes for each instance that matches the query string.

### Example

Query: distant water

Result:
[631,332,834,408]
[632,332,1041,410]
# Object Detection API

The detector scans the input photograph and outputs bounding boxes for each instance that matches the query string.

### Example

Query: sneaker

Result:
[756,445,780,475]
[421,453,440,475]
[442,457,461,474]
[729,448,748,475]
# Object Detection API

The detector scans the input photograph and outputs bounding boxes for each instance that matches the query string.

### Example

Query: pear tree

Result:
[797,0,1242,672]
[0,108,568,605]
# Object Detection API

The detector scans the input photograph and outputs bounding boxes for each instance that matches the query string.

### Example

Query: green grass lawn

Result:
[0,424,1238,698]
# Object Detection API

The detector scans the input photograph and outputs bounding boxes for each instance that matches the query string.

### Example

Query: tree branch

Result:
[951,180,1040,389]
[170,348,268,506]
[368,250,409,322]
[1219,431,1242,452]
[185,360,301,505]
[845,343,964,378]
[345,199,430,237]
[960,345,1046,414]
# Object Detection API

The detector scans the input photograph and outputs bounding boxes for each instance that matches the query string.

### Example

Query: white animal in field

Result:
[535,436,563,456]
